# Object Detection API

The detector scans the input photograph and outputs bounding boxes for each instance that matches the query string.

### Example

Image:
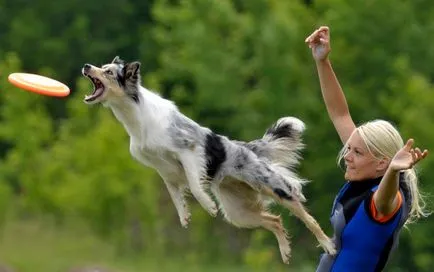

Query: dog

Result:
[81,56,335,263]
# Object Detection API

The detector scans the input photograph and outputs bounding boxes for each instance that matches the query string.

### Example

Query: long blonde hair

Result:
[337,119,429,224]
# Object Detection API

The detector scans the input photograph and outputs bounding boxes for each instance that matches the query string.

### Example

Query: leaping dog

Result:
[81,56,335,263]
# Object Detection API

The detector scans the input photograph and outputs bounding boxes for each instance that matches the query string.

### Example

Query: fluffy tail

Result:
[246,117,306,170]
[243,117,309,201]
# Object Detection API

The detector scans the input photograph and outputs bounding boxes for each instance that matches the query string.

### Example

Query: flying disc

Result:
[8,73,70,97]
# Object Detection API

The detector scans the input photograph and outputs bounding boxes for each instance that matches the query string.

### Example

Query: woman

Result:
[305,26,429,271]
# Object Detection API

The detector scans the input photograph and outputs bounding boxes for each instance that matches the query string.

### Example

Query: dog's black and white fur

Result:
[82,57,335,263]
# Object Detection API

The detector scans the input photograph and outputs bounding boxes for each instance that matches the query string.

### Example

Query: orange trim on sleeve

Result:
[370,191,402,223]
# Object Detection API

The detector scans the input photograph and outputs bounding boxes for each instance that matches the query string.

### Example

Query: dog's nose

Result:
[83,64,91,71]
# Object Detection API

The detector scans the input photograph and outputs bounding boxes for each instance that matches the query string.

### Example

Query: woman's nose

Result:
[344,152,352,161]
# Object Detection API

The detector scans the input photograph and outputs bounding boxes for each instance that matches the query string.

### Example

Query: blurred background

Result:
[0,0,433,271]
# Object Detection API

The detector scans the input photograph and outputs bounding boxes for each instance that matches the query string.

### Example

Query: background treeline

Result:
[0,0,432,271]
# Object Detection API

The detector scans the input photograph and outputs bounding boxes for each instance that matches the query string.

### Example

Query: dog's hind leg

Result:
[280,199,336,256]
[213,180,292,264]
[260,213,291,263]
[179,152,218,217]
[158,170,191,228]
[229,156,335,255]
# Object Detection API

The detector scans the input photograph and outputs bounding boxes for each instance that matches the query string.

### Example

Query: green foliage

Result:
[0,0,433,270]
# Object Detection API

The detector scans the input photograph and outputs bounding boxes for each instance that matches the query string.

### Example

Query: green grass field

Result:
[0,216,303,272]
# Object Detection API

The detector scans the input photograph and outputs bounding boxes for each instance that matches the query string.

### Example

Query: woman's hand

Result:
[390,139,429,171]
[305,26,331,62]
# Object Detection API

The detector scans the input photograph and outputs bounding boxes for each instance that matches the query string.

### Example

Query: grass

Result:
[0,216,300,272]
[0,217,119,272]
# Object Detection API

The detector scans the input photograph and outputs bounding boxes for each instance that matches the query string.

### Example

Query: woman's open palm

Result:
[390,139,428,171]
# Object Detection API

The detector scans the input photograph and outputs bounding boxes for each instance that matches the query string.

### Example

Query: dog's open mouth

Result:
[84,76,105,102]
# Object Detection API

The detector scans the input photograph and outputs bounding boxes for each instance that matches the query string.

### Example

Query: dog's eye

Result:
[105,70,113,75]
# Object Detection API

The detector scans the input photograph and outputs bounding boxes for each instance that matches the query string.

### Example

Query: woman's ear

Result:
[376,157,390,173]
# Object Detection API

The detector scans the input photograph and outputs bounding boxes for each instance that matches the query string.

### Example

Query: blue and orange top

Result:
[316,173,410,272]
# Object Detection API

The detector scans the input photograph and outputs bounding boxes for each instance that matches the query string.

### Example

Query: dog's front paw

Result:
[281,250,291,264]
[180,213,192,228]
[207,203,219,217]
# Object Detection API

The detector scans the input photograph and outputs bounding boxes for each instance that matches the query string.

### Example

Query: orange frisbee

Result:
[8,73,70,97]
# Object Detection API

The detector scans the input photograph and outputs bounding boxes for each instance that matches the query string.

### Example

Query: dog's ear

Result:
[112,56,125,65]
[124,61,141,79]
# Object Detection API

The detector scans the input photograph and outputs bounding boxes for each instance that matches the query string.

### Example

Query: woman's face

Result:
[344,131,383,181]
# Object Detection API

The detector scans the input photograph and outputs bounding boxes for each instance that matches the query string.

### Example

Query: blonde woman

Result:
[305,26,429,271]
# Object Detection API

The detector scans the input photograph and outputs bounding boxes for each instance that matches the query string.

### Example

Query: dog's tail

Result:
[262,116,306,168]
[246,117,306,170]
[244,117,309,201]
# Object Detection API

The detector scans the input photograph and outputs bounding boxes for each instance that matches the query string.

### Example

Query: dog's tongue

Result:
[85,87,104,102]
